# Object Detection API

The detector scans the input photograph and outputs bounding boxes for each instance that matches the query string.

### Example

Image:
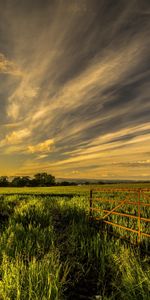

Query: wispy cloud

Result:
[0,129,31,147]
[0,53,23,77]
[28,139,54,154]
[0,0,149,179]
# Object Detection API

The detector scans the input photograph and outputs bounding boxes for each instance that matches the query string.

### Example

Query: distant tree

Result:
[9,173,55,187]
[11,177,23,187]
[0,176,9,187]
[11,176,31,187]
[33,173,55,186]
[21,176,31,187]
[30,178,38,187]
[59,181,70,186]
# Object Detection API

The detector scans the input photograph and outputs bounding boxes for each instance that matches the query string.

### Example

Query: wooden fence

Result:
[89,188,150,243]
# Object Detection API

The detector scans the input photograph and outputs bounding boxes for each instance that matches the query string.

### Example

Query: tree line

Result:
[0,173,107,187]
[0,173,83,187]
[0,173,56,187]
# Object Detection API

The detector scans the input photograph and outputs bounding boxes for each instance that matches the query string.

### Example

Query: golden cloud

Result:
[0,53,23,77]
[28,139,54,154]
[0,129,31,147]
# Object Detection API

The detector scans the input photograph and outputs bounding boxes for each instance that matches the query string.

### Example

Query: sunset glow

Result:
[0,0,150,180]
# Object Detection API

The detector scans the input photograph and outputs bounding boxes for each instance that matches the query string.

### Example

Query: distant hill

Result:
[56,178,150,184]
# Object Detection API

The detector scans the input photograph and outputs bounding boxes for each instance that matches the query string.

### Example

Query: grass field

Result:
[0,185,150,299]
[0,182,150,194]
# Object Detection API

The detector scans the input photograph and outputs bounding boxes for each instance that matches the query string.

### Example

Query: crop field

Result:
[0,184,150,299]
[90,188,150,246]
[0,182,150,194]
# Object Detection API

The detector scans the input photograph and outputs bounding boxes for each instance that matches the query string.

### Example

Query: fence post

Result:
[90,189,93,218]
[138,189,141,244]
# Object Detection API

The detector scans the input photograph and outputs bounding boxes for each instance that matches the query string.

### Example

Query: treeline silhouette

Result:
[0,172,109,187]
[0,173,56,187]
[0,173,86,187]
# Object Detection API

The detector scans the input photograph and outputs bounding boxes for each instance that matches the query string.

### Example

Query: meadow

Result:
[0,184,150,299]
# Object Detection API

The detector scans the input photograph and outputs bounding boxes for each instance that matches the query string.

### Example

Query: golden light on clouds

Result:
[28,139,54,154]
[0,53,23,77]
[0,129,31,147]
[0,0,150,180]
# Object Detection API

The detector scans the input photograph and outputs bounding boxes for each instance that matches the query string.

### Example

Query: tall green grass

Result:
[0,194,150,299]
[92,190,150,247]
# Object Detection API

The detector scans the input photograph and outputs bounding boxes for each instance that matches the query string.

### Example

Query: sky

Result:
[0,0,150,180]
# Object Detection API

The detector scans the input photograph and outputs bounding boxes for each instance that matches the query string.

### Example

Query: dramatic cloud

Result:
[28,139,54,154]
[0,53,23,77]
[0,0,150,179]
[0,129,31,147]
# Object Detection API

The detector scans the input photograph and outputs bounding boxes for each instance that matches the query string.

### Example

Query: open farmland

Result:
[0,184,150,299]
[0,182,150,194]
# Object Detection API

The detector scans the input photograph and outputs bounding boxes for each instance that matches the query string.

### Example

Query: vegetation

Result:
[0,186,150,299]
[1,173,150,188]
[0,173,56,187]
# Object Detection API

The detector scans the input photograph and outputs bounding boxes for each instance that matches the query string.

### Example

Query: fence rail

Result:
[89,188,150,243]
